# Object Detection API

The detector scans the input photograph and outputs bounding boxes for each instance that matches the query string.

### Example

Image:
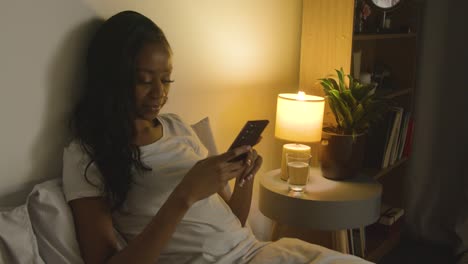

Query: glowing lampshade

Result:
[275,92,325,142]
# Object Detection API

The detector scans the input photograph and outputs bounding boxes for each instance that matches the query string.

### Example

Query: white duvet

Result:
[61,114,372,264]
[247,238,372,264]
[154,237,372,264]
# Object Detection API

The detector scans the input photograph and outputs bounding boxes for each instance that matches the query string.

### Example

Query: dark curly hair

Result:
[71,11,171,210]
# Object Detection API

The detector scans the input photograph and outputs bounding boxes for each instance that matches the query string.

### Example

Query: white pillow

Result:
[0,205,45,264]
[27,179,84,264]
[190,117,219,156]
[190,117,233,198]
[26,178,127,264]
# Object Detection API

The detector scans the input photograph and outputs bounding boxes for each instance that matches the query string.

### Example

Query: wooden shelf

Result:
[365,228,401,262]
[362,158,409,180]
[353,33,417,40]
[376,88,412,99]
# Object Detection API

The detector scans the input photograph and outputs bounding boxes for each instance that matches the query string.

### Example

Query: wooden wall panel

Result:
[299,0,355,126]
[273,0,355,253]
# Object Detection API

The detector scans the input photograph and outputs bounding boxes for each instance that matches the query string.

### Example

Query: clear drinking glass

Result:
[286,153,312,192]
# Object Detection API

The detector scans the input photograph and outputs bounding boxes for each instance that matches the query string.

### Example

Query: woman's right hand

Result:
[176,145,252,206]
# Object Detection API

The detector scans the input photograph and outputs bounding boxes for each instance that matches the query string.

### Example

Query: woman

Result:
[64,10,370,264]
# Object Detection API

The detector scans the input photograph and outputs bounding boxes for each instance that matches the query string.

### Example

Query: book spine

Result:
[397,112,411,160]
[363,110,394,169]
[382,107,402,168]
[389,107,404,165]
[402,118,415,157]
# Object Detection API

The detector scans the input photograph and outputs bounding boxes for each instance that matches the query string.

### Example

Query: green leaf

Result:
[329,90,353,130]
[326,96,341,127]
[353,100,389,131]
[319,79,335,93]
[335,68,346,92]
[358,86,377,105]
[351,83,366,101]
[353,103,365,123]
[342,90,357,110]
[353,83,375,102]
[347,74,354,88]
[320,68,389,134]
[327,93,344,126]
[329,78,340,92]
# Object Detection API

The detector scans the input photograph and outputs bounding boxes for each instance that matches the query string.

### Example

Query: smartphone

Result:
[228,120,269,162]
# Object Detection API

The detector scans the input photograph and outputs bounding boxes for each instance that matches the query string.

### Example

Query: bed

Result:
[0,117,372,263]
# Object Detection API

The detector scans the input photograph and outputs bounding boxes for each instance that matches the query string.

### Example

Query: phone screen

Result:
[228,120,269,161]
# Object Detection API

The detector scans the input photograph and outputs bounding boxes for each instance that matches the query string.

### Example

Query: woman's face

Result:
[134,42,173,122]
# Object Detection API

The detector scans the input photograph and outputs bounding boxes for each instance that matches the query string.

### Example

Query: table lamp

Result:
[275,92,325,181]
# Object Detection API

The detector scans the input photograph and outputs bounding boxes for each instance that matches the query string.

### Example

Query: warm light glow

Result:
[275,93,325,142]
[297,91,306,101]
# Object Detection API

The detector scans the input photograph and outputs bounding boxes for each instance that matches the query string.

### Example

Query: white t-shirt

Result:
[62,113,259,263]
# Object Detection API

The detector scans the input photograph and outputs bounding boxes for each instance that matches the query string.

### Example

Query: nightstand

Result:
[258,168,382,255]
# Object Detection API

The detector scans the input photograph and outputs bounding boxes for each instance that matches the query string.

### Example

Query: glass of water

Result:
[286,153,312,192]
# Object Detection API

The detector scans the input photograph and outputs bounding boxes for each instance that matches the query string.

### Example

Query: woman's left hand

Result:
[238,148,263,187]
[227,148,262,226]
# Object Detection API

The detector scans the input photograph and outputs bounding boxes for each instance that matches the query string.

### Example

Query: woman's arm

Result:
[226,149,263,226]
[70,146,251,264]
[217,183,232,203]
[70,184,191,264]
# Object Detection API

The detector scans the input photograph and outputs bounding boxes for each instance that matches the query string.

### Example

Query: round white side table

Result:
[259,168,382,254]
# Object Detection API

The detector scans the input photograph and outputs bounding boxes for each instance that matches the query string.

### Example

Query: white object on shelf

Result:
[359,72,372,84]
[378,204,404,226]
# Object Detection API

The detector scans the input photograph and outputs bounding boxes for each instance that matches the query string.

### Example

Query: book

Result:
[348,228,366,257]
[352,228,366,257]
[389,107,404,166]
[363,111,396,169]
[348,229,355,255]
[397,112,411,160]
[382,107,403,168]
[402,118,415,157]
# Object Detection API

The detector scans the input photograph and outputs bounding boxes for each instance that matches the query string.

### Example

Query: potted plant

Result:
[319,68,388,180]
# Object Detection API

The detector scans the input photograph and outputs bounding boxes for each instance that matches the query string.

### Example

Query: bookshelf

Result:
[353,33,417,40]
[377,88,412,99]
[362,157,409,180]
[352,0,423,261]
[297,0,421,258]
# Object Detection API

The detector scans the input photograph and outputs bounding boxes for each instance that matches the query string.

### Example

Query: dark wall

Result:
[406,0,468,255]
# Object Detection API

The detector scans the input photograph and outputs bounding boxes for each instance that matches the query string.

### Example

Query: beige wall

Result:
[0,0,303,233]
[0,0,99,205]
